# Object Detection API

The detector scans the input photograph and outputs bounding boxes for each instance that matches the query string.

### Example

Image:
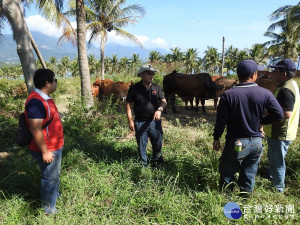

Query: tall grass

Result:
[0,77,299,224]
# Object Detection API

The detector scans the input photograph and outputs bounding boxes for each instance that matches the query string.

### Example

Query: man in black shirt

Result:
[126,64,167,167]
[213,60,283,194]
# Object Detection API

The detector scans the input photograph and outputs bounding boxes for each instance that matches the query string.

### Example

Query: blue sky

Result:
[3,0,299,56]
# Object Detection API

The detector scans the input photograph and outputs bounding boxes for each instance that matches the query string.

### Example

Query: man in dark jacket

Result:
[126,64,167,167]
[213,60,283,194]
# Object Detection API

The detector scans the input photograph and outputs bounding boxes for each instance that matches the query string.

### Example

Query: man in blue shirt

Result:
[213,60,283,195]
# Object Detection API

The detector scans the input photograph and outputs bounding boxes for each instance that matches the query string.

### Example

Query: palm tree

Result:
[88,54,98,76]
[1,0,37,92]
[58,56,71,77]
[224,58,235,75]
[236,50,250,63]
[224,45,239,74]
[1,0,64,93]
[76,0,94,108]
[194,59,204,73]
[203,46,220,74]
[110,55,119,73]
[47,56,58,74]
[170,47,183,71]
[248,43,268,66]
[82,0,145,80]
[104,57,111,74]
[119,56,130,73]
[264,3,300,61]
[171,47,183,62]
[184,48,198,73]
[130,53,142,71]
[70,57,80,77]
[163,54,173,63]
[49,56,58,65]
[148,51,162,63]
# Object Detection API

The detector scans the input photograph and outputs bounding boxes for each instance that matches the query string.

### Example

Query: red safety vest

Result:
[25,91,64,152]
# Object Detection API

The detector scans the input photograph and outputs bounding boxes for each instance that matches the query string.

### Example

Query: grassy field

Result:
[0,76,299,224]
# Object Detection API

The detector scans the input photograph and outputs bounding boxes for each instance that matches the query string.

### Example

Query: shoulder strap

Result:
[42,117,53,129]
[26,91,55,129]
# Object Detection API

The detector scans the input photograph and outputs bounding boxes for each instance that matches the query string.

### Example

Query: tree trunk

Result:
[100,35,105,80]
[221,36,225,76]
[76,0,94,108]
[28,31,47,69]
[2,0,36,93]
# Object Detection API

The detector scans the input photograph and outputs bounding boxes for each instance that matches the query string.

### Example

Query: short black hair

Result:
[33,69,55,89]
[237,72,253,80]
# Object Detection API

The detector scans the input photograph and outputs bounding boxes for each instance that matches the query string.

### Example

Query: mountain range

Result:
[0,31,169,64]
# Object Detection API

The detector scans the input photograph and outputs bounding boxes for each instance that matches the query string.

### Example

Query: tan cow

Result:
[92,78,133,101]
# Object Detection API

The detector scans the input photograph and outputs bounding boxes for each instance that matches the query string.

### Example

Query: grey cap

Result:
[137,64,157,76]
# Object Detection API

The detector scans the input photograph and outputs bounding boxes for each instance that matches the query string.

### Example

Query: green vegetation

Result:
[0,77,299,224]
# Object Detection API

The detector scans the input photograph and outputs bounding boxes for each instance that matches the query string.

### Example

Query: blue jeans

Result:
[219,137,263,193]
[267,138,292,192]
[134,120,163,166]
[30,147,62,214]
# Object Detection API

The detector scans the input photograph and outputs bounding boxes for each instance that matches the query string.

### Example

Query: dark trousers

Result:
[134,120,163,166]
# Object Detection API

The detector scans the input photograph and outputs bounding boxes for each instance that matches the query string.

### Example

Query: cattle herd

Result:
[91,71,284,112]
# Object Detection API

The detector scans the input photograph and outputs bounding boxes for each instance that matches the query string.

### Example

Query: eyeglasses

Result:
[53,78,58,83]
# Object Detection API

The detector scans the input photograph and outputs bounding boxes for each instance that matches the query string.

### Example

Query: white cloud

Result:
[26,15,63,37]
[107,31,169,49]
[26,14,169,49]
[40,45,50,49]
[150,37,168,49]
[135,35,150,45]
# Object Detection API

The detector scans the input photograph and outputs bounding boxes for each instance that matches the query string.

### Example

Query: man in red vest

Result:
[25,69,64,214]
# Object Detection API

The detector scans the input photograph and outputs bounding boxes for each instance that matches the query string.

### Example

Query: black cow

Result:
[163,71,220,113]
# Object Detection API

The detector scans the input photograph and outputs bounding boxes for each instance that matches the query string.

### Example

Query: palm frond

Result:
[38,0,63,11]
[114,27,142,47]
[57,18,77,46]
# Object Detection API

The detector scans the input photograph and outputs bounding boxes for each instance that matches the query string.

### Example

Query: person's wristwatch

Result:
[157,107,163,111]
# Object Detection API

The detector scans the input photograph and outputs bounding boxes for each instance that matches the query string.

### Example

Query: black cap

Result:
[237,60,259,77]
[268,59,296,72]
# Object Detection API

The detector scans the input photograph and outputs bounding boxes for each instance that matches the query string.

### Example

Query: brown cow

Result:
[92,78,133,101]
[255,74,277,93]
[211,76,237,109]
[91,84,99,97]
[163,71,221,113]
[257,70,272,77]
